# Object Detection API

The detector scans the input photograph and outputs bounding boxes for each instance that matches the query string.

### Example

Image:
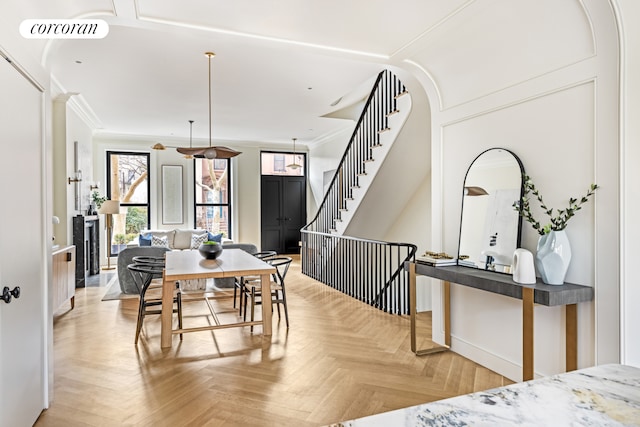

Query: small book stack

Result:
[416,251,457,267]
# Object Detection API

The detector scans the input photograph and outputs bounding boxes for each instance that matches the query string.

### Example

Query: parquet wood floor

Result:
[36,256,511,426]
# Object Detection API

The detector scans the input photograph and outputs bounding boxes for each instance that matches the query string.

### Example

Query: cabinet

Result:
[72,215,100,287]
[52,245,75,312]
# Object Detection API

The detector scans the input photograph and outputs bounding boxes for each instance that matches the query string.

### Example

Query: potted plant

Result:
[90,191,107,214]
[513,174,598,284]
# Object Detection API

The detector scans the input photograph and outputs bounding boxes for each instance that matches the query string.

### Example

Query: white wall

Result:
[614,0,640,368]
[405,0,621,380]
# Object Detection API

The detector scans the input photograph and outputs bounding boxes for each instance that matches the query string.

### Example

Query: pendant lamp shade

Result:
[287,137,301,169]
[175,52,242,160]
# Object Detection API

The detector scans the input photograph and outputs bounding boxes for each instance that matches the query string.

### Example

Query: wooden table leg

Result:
[261,273,272,336]
[160,274,173,349]
[566,303,577,372]
[523,287,534,381]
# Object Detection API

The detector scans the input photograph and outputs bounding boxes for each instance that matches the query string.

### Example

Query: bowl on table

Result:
[198,241,223,259]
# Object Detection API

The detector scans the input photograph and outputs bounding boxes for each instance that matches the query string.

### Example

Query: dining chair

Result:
[127,261,183,344]
[233,250,278,314]
[243,256,292,331]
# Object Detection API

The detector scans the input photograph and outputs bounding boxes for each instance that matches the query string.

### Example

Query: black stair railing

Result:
[301,232,417,315]
[301,70,415,314]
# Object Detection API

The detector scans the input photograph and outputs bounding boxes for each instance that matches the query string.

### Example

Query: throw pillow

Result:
[207,232,223,243]
[151,235,169,248]
[139,233,152,247]
[190,233,209,249]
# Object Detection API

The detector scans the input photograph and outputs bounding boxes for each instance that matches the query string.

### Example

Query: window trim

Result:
[105,150,151,255]
[193,157,233,239]
[260,150,306,176]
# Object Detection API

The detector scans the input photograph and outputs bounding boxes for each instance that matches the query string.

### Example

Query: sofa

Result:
[129,228,232,251]
[117,242,259,294]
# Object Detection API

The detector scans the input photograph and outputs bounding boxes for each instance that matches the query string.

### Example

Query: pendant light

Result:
[176,52,242,160]
[287,137,301,169]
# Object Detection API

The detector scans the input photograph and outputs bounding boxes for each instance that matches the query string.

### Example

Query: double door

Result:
[261,176,306,254]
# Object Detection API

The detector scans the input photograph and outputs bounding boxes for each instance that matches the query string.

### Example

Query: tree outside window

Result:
[195,158,231,238]
[106,151,150,255]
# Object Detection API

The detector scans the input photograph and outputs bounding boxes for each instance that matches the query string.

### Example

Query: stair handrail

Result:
[303,69,386,231]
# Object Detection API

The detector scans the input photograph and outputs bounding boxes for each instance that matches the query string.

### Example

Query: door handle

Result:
[1,286,21,304]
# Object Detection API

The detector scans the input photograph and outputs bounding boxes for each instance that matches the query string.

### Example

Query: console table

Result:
[407,262,594,381]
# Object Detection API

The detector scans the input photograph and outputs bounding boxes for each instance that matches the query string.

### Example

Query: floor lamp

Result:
[98,200,120,270]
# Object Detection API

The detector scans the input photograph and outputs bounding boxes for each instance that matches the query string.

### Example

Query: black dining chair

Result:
[127,261,183,344]
[243,256,292,331]
[233,250,278,315]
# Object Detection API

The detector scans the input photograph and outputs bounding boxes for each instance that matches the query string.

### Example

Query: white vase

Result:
[535,230,572,285]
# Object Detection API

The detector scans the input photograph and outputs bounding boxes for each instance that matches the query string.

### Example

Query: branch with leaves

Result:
[91,191,107,209]
[513,174,598,235]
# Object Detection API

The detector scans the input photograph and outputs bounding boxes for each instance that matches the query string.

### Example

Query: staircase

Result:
[308,70,412,235]
[301,70,417,315]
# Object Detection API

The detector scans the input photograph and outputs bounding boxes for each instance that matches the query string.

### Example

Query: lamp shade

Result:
[98,200,120,215]
[464,186,489,196]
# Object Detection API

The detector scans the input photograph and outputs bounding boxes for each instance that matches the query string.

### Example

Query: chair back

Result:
[117,247,170,294]
[127,263,165,295]
[253,250,277,260]
[268,257,292,287]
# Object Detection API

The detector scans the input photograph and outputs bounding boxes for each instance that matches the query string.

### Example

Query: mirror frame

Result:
[456,148,525,273]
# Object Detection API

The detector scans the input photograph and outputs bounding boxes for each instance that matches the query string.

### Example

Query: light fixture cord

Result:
[189,119,194,148]
[208,54,212,149]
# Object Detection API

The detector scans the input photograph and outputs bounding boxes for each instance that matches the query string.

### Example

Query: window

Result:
[106,151,150,255]
[261,151,305,176]
[194,158,231,239]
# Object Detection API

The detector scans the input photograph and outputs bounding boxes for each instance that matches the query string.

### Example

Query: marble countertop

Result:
[333,364,640,426]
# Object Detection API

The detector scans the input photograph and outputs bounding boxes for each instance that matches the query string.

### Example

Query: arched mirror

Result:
[457,148,524,273]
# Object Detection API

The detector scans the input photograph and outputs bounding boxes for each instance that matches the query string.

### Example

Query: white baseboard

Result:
[450,335,542,383]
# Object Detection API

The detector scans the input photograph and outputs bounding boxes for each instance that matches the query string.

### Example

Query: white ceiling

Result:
[24,0,469,147]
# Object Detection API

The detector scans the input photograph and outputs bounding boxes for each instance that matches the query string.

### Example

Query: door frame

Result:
[259,151,307,253]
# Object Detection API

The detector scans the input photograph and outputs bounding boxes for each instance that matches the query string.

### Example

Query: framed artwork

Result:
[161,165,183,224]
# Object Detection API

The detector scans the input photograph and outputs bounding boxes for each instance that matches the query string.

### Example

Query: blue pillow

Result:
[207,232,223,243]
[139,233,152,246]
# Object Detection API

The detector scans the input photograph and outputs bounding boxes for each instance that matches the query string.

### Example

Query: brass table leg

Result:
[566,303,577,372]
[522,287,534,381]
[410,262,450,356]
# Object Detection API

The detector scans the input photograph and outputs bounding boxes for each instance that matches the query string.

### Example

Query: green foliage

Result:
[513,174,598,236]
[91,191,107,209]
[125,207,147,234]
[113,234,127,244]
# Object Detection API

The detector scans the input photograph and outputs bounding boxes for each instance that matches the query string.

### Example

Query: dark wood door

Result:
[261,176,306,254]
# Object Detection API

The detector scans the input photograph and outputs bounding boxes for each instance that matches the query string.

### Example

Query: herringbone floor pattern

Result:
[37,256,511,426]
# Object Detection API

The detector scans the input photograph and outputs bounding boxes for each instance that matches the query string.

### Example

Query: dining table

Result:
[160,248,276,348]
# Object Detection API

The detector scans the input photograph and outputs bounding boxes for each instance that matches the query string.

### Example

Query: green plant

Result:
[513,174,598,235]
[202,241,219,245]
[125,207,147,234]
[91,191,107,209]
[113,234,127,245]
